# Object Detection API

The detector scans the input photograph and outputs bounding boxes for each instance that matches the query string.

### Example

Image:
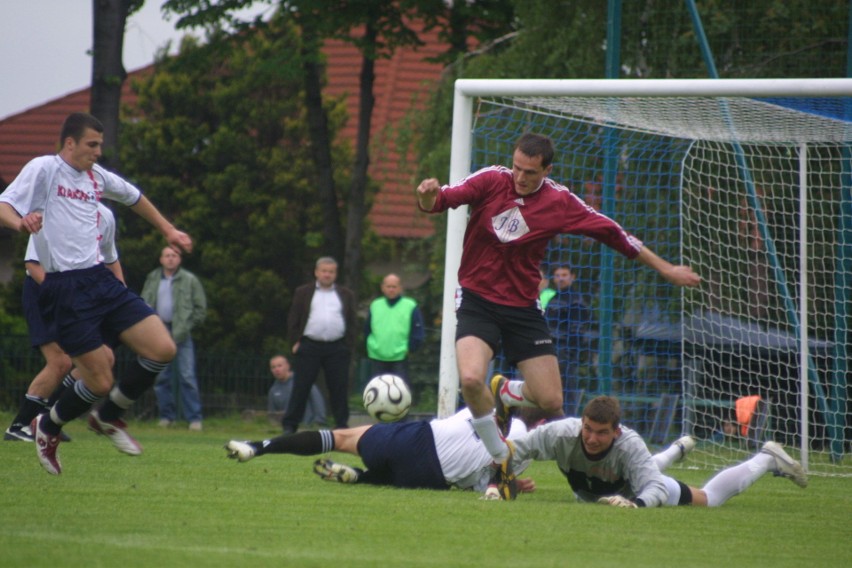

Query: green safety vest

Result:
[367,296,417,361]
[540,288,556,309]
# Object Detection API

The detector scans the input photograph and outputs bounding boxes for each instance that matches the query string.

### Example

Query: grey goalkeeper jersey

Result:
[510,417,669,507]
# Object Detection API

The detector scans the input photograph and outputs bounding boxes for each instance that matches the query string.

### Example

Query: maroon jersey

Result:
[428,166,642,307]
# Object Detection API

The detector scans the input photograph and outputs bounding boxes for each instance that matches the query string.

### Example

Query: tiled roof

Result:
[322,24,444,238]
[0,70,147,190]
[0,29,444,239]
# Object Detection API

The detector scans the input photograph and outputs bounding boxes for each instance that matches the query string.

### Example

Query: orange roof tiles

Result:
[0,70,146,190]
[323,22,444,238]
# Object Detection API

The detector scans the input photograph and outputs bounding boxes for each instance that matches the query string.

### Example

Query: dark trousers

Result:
[284,337,351,430]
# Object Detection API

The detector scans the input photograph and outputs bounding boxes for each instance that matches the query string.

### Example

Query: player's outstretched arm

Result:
[635,246,701,288]
[130,195,193,254]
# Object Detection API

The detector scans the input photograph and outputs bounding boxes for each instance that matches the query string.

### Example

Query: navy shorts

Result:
[23,276,55,348]
[357,421,448,489]
[455,288,555,366]
[39,264,155,357]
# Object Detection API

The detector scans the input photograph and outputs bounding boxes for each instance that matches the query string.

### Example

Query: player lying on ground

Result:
[225,406,696,493]
[225,407,544,491]
[499,394,807,505]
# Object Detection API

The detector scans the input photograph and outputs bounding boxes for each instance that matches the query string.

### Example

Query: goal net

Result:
[438,79,852,476]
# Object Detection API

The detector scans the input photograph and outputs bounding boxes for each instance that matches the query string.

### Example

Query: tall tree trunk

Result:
[343,22,377,298]
[91,0,132,171]
[300,33,344,265]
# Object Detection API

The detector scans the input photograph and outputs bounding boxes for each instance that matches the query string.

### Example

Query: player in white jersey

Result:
[507,395,808,506]
[223,408,546,492]
[223,405,697,494]
[0,112,193,475]
[4,202,122,442]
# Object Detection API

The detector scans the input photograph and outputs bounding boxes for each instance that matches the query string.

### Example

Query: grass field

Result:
[1,412,850,568]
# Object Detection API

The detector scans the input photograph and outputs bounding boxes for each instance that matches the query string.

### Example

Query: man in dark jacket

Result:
[283,257,356,432]
[544,265,593,402]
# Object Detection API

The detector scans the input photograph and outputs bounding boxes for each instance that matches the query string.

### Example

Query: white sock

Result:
[470,412,510,462]
[701,453,773,506]
[500,379,537,408]
[653,443,684,471]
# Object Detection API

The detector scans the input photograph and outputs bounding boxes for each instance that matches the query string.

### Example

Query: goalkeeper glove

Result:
[597,495,638,508]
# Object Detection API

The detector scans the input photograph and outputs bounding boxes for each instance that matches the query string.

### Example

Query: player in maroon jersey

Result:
[416,132,700,491]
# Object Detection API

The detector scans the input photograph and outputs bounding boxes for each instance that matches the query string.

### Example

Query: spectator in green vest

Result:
[538,267,555,309]
[365,274,425,384]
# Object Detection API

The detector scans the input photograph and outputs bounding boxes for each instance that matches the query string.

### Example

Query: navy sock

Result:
[9,395,48,429]
[257,430,334,456]
[98,357,168,421]
[46,381,100,434]
[47,373,76,407]
[121,357,168,399]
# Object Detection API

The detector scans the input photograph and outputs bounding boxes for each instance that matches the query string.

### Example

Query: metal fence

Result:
[0,333,442,420]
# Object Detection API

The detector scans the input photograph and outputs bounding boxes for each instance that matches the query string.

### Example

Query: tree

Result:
[405,0,849,327]
[164,1,422,298]
[91,0,145,170]
[296,14,345,266]
[162,1,517,300]
[117,15,350,352]
[299,1,424,295]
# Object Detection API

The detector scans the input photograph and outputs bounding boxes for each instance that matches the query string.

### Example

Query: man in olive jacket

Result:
[141,246,207,430]
[284,256,356,433]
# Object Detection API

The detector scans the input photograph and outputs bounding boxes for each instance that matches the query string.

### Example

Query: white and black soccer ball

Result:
[363,374,412,423]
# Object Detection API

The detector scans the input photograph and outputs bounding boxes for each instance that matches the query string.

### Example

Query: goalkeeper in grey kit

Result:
[509,395,807,507]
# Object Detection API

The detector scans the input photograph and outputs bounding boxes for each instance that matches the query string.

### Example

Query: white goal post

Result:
[438,78,852,476]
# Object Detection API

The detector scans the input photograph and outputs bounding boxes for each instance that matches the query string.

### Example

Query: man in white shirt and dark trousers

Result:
[283,257,356,433]
[0,112,193,475]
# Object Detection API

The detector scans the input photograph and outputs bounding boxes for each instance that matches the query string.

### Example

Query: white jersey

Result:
[0,155,140,272]
[431,408,529,491]
[24,202,119,266]
[510,417,669,507]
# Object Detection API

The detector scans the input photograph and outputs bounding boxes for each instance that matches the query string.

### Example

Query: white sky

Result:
[0,1,270,120]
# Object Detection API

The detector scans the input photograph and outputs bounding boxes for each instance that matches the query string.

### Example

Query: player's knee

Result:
[149,337,177,363]
[85,373,115,397]
[458,372,484,393]
[47,354,73,377]
[104,348,116,368]
[161,339,177,362]
[536,392,563,415]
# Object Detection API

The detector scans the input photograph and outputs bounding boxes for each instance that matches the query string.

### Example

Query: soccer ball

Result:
[363,374,411,422]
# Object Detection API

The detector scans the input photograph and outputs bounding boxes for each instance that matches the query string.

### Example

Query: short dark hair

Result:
[515,133,555,168]
[60,113,103,145]
[582,396,621,429]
